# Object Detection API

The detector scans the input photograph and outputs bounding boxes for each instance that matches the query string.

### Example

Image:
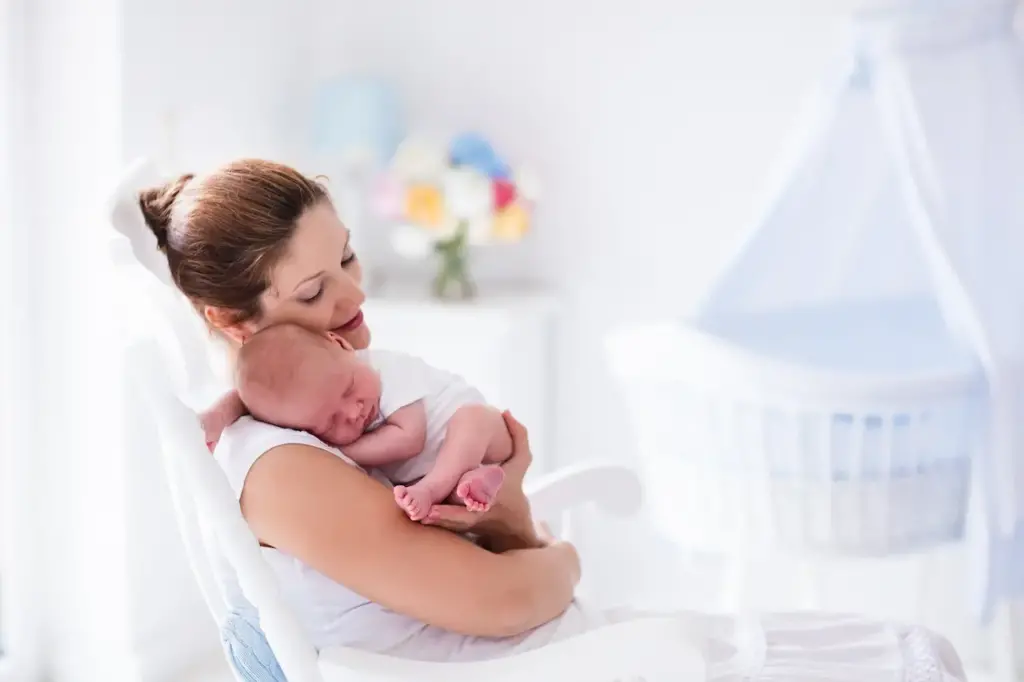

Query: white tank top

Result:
[213,416,593,660]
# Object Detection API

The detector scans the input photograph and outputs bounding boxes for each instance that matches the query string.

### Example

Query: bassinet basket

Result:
[607,296,986,556]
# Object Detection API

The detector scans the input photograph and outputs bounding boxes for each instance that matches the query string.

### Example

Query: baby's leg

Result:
[452,407,512,511]
[394,404,511,520]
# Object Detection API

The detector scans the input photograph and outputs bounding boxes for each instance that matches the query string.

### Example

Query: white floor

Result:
[182,652,234,682]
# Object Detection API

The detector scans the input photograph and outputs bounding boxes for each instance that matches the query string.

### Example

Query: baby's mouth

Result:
[363,403,378,429]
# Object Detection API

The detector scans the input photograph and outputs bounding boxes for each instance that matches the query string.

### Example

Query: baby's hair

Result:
[236,323,339,419]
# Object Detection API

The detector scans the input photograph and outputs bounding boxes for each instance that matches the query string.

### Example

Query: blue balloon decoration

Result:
[483,157,511,180]
[449,132,496,169]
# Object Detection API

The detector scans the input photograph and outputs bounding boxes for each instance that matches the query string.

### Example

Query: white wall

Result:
[120,0,310,172]
[299,0,847,471]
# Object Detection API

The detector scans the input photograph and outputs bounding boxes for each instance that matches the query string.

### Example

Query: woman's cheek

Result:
[320,307,336,329]
[348,260,364,287]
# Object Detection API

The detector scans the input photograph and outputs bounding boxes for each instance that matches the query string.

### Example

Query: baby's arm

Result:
[342,401,427,467]
[199,389,248,450]
[394,404,513,521]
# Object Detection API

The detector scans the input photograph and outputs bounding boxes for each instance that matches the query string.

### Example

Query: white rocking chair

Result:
[109,159,706,682]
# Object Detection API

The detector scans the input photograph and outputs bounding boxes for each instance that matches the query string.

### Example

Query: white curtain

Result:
[19,0,140,679]
[0,1,42,679]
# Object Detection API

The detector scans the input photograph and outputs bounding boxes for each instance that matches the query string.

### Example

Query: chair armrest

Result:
[524,462,643,521]
[319,614,704,682]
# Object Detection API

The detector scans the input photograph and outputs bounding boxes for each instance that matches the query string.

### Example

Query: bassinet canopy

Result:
[610,0,1024,624]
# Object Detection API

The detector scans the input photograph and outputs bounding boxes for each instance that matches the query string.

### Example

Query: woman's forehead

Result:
[271,204,348,292]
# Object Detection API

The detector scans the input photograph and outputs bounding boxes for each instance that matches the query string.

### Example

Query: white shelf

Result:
[366,279,558,315]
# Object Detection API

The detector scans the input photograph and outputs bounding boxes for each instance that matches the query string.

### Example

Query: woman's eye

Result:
[341,252,357,267]
[301,286,324,304]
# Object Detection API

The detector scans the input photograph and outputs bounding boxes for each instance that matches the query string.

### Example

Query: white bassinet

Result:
[608,296,986,556]
[608,2,1024,674]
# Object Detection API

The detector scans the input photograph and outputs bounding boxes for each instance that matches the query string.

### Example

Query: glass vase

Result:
[432,221,476,300]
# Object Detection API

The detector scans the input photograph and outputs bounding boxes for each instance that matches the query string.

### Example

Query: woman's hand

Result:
[422,411,541,552]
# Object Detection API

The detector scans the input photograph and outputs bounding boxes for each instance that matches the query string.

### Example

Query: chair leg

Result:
[561,508,574,543]
[992,601,1018,682]
[722,557,748,612]
[795,556,824,610]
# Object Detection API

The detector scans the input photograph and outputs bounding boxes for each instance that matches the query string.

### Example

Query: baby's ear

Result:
[326,331,355,352]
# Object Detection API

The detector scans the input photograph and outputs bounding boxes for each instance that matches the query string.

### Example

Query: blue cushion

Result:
[221,605,287,682]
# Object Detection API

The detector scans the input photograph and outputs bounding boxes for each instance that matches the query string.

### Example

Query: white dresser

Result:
[363,282,558,474]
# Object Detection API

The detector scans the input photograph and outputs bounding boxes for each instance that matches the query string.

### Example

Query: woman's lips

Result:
[333,309,364,334]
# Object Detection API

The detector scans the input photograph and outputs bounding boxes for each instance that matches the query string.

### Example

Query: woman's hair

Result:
[138,159,330,325]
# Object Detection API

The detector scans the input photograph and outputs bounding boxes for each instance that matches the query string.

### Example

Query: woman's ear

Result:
[325,330,355,351]
[204,305,251,345]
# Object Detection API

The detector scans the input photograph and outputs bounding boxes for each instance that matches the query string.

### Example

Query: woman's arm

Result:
[241,443,580,638]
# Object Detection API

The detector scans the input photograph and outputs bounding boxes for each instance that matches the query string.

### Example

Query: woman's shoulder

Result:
[214,416,357,499]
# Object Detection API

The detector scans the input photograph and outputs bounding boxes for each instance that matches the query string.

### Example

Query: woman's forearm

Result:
[243,442,579,640]
[489,541,581,637]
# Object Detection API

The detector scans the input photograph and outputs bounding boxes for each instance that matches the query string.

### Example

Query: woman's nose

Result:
[334,273,366,317]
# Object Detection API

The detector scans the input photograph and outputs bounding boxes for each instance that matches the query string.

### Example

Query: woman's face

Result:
[209,202,371,349]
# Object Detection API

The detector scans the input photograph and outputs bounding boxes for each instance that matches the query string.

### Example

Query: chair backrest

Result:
[107,159,221,402]
[109,160,323,682]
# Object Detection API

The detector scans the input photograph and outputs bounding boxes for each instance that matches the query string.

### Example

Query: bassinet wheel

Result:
[607,297,985,556]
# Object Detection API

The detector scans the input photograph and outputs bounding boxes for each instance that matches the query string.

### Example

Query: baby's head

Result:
[236,323,381,446]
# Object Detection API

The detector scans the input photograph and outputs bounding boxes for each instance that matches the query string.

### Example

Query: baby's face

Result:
[297,351,382,446]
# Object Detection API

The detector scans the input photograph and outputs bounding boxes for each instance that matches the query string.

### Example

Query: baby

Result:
[209,324,512,521]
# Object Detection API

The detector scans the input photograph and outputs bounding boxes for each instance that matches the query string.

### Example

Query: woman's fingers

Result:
[534,520,555,546]
[421,504,475,531]
[501,410,529,449]
[500,410,532,482]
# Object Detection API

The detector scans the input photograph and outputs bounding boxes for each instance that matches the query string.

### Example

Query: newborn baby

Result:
[228,324,512,520]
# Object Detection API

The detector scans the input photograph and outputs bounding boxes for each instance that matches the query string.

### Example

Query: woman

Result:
[139,159,968,679]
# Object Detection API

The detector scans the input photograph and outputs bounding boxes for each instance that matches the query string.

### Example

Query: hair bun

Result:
[137,173,194,251]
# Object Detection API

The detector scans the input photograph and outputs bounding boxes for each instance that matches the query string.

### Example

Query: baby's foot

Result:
[394,483,436,522]
[455,465,505,513]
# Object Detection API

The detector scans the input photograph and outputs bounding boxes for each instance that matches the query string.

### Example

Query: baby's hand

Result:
[199,407,231,451]
[199,391,247,451]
